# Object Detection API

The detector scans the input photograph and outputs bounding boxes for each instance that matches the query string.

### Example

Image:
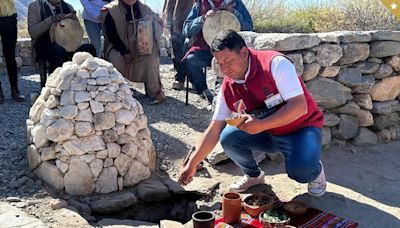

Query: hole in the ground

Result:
[60,174,223,226]
[92,193,201,223]
[93,192,203,224]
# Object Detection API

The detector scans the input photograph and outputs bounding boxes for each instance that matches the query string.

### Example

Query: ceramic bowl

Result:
[259,210,290,228]
[283,201,308,216]
[243,193,274,217]
[225,116,247,126]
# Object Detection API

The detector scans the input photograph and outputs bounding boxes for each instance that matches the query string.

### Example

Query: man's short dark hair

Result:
[211,30,247,53]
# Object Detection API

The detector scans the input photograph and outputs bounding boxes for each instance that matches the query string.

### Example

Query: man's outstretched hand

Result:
[178,163,196,186]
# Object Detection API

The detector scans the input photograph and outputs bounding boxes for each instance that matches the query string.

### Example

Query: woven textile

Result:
[214,200,358,228]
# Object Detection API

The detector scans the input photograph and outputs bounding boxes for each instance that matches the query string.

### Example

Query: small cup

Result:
[222,192,242,224]
[192,211,215,228]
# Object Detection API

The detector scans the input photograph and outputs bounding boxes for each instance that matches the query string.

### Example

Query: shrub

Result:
[246,0,400,33]
[254,17,314,33]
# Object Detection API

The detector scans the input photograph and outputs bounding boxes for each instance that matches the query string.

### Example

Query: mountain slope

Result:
[15,0,33,19]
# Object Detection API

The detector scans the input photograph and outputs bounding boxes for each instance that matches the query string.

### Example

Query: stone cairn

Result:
[26,52,156,196]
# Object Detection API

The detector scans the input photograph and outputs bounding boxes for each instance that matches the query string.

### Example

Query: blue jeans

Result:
[84,19,102,57]
[183,50,213,93]
[220,126,322,183]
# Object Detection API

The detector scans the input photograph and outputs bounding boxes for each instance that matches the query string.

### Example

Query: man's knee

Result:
[286,163,320,183]
[184,54,197,67]
[220,127,243,152]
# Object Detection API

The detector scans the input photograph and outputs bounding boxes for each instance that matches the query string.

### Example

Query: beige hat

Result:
[202,10,240,46]
[50,18,84,52]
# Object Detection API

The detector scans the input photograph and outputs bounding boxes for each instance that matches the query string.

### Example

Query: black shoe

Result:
[202,89,214,104]
[11,87,25,102]
[0,86,4,104]
[172,80,184,90]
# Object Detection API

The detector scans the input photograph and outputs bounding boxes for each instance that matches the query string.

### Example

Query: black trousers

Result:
[171,32,187,83]
[35,42,96,74]
[0,14,18,88]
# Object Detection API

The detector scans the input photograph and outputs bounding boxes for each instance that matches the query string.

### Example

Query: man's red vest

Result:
[221,49,324,135]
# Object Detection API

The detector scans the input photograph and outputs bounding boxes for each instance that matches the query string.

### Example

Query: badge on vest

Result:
[233,99,247,113]
[264,93,283,109]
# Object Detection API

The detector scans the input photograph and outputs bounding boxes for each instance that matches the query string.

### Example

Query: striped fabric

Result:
[213,200,358,228]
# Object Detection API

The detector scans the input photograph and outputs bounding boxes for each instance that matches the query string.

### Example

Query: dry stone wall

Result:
[26,53,156,196]
[0,37,171,72]
[213,30,400,146]
[8,31,400,148]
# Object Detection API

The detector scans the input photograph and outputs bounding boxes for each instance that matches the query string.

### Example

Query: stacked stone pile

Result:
[213,30,400,147]
[26,52,156,196]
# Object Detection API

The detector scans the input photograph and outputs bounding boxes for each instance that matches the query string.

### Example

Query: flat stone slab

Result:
[90,191,137,214]
[97,219,159,227]
[51,208,90,227]
[0,202,46,228]
[135,174,171,202]
[181,177,220,195]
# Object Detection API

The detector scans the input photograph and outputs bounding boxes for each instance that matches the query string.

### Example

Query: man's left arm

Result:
[239,95,307,134]
[239,56,307,134]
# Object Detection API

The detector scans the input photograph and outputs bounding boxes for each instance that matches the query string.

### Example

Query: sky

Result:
[66,0,334,14]
[66,0,163,13]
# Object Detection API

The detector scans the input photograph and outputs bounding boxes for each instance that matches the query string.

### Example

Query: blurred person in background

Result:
[102,0,165,104]
[28,0,96,74]
[181,0,253,104]
[0,0,25,103]
[81,0,113,57]
[162,0,194,90]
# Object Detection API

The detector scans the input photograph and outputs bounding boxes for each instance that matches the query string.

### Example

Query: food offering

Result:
[259,210,290,228]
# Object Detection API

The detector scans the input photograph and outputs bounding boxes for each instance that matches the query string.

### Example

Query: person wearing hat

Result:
[178,30,327,197]
[81,0,112,57]
[28,0,96,74]
[178,0,253,104]
[0,0,25,103]
[101,0,165,105]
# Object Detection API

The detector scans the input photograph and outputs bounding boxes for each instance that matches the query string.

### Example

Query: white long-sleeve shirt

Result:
[80,0,109,23]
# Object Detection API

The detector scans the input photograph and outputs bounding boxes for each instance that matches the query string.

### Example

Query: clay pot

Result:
[192,211,215,228]
[259,210,291,228]
[243,193,274,217]
[222,192,242,224]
